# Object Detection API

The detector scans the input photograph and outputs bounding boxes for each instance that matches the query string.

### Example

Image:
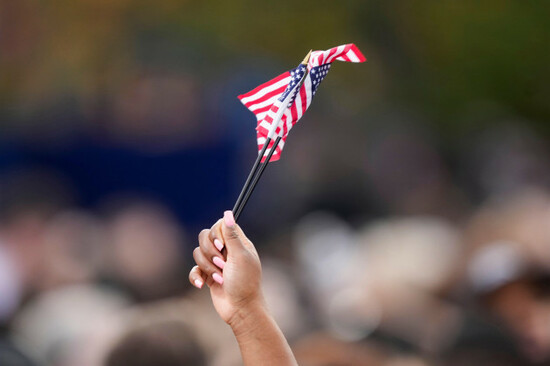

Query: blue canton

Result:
[310,63,331,96]
[278,64,307,107]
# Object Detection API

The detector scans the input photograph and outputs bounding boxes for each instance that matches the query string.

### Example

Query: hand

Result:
[190,211,298,366]
[189,211,264,325]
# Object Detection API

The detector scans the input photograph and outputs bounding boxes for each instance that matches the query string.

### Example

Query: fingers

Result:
[199,228,226,269]
[221,210,247,253]
[189,265,206,289]
[193,245,224,286]
[191,211,255,292]
[208,219,225,253]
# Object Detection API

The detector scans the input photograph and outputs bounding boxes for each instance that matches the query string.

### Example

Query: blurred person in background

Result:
[34,210,106,292]
[0,168,74,302]
[443,188,550,365]
[292,331,433,366]
[291,212,369,340]
[0,168,75,366]
[8,209,115,366]
[260,258,311,342]
[13,284,128,366]
[106,320,207,366]
[104,290,242,366]
[291,213,462,355]
[101,198,190,302]
[480,268,550,364]
[353,217,463,354]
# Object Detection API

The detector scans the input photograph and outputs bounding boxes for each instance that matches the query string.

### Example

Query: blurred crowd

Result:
[1,164,550,366]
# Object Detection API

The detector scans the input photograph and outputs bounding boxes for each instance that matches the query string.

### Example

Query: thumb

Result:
[221,210,246,253]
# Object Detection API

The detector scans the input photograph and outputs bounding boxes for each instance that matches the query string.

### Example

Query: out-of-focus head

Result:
[292,212,380,340]
[37,210,105,291]
[261,259,309,340]
[467,244,550,364]
[292,211,357,295]
[292,332,386,366]
[357,217,461,292]
[105,295,240,366]
[103,198,187,300]
[12,284,128,366]
[293,332,433,366]
[0,168,75,295]
[462,190,550,363]
[483,275,550,363]
[354,217,462,352]
[463,188,550,268]
[105,320,206,366]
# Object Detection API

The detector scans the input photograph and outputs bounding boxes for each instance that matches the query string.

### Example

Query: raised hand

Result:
[189,211,298,366]
[189,210,263,324]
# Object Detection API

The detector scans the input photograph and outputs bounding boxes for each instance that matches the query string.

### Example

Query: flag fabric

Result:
[238,43,366,162]
[278,63,307,108]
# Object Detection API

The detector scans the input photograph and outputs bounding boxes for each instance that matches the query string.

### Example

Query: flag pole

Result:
[234,135,282,221]
[232,140,271,214]
[233,50,312,221]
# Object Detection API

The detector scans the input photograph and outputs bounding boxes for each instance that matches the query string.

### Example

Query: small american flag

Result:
[239,44,366,162]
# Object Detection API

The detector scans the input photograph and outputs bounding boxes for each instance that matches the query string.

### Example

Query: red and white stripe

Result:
[308,44,366,68]
[238,43,366,162]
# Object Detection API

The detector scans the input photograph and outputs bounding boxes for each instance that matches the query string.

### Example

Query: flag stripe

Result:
[248,95,284,113]
[332,44,351,62]
[243,85,287,108]
[239,72,290,101]
[250,105,272,117]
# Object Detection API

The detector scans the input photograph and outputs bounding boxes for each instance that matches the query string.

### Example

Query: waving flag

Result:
[238,44,366,162]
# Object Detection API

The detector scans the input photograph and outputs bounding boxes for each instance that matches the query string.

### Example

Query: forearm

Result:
[229,301,298,366]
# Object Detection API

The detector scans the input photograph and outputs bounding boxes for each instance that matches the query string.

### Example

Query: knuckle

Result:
[227,229,240,241]
[199,238,213,252]
[211,219,223,231]
[202,264,215,275]
[198,229,209,241]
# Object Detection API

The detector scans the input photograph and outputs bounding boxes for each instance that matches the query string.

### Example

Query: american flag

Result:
[238,44,366,162]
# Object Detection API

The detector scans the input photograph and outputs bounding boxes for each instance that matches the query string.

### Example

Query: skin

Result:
[189,211,298,366]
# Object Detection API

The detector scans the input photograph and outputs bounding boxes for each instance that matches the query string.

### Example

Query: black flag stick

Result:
[232,50,312,221]
[234,136,282,221]
[232,139,271,215]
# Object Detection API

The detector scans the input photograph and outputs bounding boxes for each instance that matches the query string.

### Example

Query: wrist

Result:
[227,295,270,337]
[227,294,298,366]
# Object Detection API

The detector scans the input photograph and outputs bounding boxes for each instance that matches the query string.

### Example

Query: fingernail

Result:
[194,279,203,289]
[213,256,226,270]
[214,239,224,251]
[224,210,235,227]
[212,273,224,285]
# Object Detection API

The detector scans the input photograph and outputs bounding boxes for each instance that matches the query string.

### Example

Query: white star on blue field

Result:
[310,63,331,95]
[278,64,307,107]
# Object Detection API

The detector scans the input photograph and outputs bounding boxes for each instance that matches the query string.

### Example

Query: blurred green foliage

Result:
[0,0,548,135]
